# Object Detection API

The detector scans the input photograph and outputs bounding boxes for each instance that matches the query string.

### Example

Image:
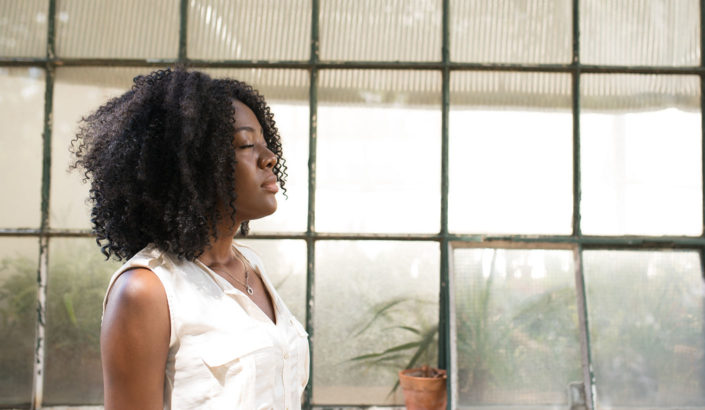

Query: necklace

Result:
[214,249,254,296]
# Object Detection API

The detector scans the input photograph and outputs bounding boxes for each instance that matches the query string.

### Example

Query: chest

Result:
[164,274,309,409]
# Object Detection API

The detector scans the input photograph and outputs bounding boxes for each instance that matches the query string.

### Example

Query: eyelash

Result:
[238,144,255,149]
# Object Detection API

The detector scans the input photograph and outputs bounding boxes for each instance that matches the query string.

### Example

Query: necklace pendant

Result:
[246,285,254,295]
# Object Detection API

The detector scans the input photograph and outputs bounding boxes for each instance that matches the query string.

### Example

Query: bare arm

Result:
[101,268,170,410]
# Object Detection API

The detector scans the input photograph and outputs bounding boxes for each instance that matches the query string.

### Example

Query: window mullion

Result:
[572,0,595,408]
[31,0,57,405]
[178,0,188,63]
[304,0,320,408]
[439,0,452,408]
[574,245,596,409]
[701,0,705,237]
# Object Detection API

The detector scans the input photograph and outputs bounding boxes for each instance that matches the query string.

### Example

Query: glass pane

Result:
[581,74,702,236]
[51,67,145,230]
[189,0,310,60]
[453,247,581,406]
[55,0,179,58]
[584,250,705,407]
[203,69,309,233]
[0,238,38,406]
[43,238,120,405]
[0,0,47,57]
[449,72,573,235]
[0,67,44,228]
[451,0,572,64]
[236,239,307,324]
[314,241,439,405]
[317,70,441,233]
[581,0,700,66]
[320,0,441,61]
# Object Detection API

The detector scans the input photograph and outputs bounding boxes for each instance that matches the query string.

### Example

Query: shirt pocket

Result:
[197,328,275,408]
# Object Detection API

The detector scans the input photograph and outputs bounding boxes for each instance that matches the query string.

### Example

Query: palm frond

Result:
[353,297,408,337]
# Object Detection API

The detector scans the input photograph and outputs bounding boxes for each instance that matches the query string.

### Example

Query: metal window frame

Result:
[1,0,704,409]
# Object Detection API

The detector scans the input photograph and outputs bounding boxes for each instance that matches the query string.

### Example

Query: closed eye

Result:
[238,144,255,149]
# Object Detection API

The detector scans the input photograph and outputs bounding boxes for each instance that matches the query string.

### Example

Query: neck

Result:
[198,218,242,266]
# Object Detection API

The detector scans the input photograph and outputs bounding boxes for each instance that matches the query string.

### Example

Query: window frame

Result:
[1,0,704,408]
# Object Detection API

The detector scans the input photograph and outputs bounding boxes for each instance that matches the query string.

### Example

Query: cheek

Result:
[233,165,258,198]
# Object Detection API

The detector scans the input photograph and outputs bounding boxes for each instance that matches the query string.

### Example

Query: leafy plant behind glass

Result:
[350,249,582,402]
[456,248,584,405]
[347,252,505,396]
[0,241,117,404]
[44,241,116,403]
[348,296,438,394]
[0,255,37,402]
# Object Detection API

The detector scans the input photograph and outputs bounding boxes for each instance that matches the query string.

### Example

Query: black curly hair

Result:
[71,68,287,261]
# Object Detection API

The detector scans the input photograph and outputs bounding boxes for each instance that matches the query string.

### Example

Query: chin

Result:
[260,200,278,218]
[237,198,277,222]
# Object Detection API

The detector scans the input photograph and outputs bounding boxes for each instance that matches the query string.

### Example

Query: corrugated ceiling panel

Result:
[0,0,47,57]
[4,0,697,110]
[319,69,442,106]
[451,0,573,64]
[582,74,700,112]
[49,67,700,111]
[581,0,700,66]
[320,0,442,61]
[451,71,572,109]
[188,0,311,60]
[53,66,149,89]
[202,68,309,102]
[3,0,700,67]
[55,0,179,58]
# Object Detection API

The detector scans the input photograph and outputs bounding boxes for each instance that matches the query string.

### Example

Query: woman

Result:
[71,68,309,409]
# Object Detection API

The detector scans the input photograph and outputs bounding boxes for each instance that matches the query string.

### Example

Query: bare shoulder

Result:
[101,268,170,409]
[105,268,167,312]
[102,267,170,341]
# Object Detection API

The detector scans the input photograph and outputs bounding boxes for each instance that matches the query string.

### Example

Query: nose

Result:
[259,147,277,169]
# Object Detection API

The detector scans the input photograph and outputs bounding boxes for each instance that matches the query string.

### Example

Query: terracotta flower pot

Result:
[398,365,447,410]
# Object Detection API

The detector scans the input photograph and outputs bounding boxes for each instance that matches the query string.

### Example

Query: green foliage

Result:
[454,250,582,403]
[350,249,584,404]
[351,250,705,406]
[0,255,36,403]
[0,240,118,405]
[349,296,438,395]
[584,251,705,406]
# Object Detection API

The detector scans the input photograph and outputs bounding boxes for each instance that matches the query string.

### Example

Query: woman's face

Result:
[231,99,279,223]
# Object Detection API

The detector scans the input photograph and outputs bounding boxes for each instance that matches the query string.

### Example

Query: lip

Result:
[261,175,279,193]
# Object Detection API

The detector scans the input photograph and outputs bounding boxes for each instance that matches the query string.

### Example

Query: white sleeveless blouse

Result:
[102,243,310,409]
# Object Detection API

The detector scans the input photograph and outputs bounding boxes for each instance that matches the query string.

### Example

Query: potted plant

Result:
[349,297,446,408]
[398,364,447,410]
